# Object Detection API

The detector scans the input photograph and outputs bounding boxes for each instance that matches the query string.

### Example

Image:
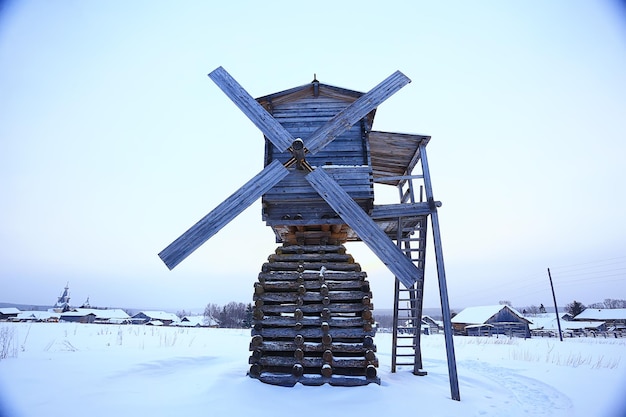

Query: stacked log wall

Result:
[248,244,380,386]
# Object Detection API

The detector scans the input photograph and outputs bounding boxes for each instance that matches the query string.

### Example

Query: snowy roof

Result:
[574,308,626,321]
[530,317,604,331]
[68,308,130,319]
[179,316,215,326]
[451,305,530,325]
[134,311,180,322]
[16,311,60,320]
[0,307,21,315]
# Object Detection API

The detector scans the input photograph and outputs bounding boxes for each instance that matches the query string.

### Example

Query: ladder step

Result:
[394,354,417,357]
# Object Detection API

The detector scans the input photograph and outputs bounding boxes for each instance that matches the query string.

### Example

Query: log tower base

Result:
[248,244,380,387]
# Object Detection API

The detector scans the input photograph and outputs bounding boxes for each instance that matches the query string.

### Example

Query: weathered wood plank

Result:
[252,341,376,353]
[255,316,370,327]
[260,280,369,292]
[253,356,375,369]
[252,327,375,338]
[258,302,372,314]
[208,66,293,151]
[257,271,367,281]
[253,373,378,387]
[370,202,432,219]
[276,245,346,254]
[267,253,354,263]
[255,290,371,303]
[261,262,361,272]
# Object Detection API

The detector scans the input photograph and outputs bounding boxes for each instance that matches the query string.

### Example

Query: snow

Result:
[1,322,625,417]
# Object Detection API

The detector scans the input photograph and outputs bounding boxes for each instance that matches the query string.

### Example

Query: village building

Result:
[176,315,218,327]
[451,305,531,338]
[0,307,21,321]
[421,315,442,334]
[573,308,626,330]
[60,308,131,324]
[131,311,179,326]
[14,311,60,322]
[529,313,605,337]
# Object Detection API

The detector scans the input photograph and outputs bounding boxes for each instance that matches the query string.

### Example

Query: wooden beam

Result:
[371,202,432,219]
[208,66,294,152]
[158,160,289,270]
[306,167,420,288]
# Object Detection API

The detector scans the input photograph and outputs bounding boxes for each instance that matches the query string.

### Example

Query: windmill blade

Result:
[208,66,294,152]
[306,167,422,288]
[305,71,411,155]
[159,160,289,270]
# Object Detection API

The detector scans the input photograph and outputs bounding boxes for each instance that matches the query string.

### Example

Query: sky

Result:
[1,1,625,313]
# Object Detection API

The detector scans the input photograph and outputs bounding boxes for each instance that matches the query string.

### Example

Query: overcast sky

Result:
[1,1,625,313]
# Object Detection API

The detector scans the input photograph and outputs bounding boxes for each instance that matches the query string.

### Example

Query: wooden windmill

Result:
[159,67,459,396]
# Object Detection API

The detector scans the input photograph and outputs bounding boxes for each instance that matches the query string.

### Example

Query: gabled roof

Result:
[256,80,363,108]
[17,311,60,321]
[452,305,531,325]
[71,308,130,320]
[0,307,20,315]
[574,308,626,321]
[133,311,179,322]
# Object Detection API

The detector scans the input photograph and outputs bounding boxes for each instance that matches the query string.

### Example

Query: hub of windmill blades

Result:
[284,138,313,172]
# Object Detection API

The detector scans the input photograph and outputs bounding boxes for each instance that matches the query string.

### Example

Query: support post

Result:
[547,267,563,342]
[419,143,460,401]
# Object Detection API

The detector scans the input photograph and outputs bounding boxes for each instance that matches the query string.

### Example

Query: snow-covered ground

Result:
[0,322,624,417]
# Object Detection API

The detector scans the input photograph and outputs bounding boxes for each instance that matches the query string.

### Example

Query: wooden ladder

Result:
[391,176,429,375]
[391,217,428,375]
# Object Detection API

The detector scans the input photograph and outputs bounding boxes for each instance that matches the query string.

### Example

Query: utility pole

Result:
[547,268,563,342]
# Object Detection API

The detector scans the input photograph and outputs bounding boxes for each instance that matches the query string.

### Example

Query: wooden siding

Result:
[263,166,373,227]
[259,84,374,230]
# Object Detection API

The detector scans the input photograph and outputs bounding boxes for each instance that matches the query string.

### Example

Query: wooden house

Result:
[131,311,179,326]
[573,308,626,330]
[451,305,531,338]
[60,311,96,323]
[0,307,20,321]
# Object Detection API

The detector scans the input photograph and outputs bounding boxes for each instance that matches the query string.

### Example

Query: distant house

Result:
[59,308,130,324]
[60,311,97,323]
[421,315,441,334]
[0,307,20,321]
[132,311,179,326]
[451,305,531,338]
[529,314,605,336]
[177,316,217,327]
[573,308,626,330]
[15,311,60,322]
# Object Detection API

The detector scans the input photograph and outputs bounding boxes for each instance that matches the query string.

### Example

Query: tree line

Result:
[202,302,252,328]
